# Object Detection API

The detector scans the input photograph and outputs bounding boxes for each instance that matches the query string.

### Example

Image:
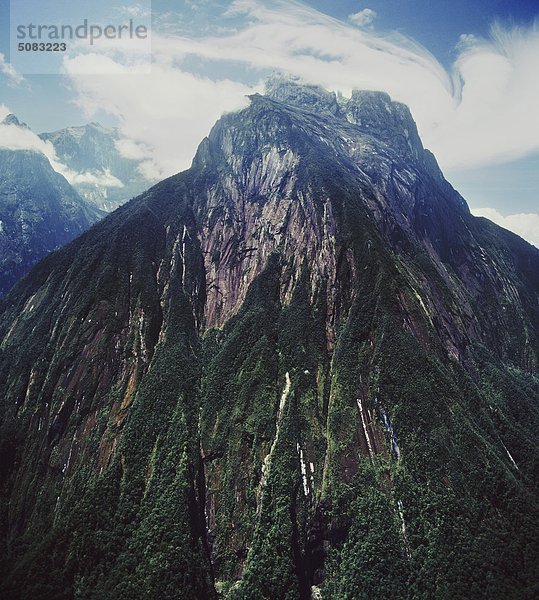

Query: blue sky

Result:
[0,0,538,244]
[309,0,538,66]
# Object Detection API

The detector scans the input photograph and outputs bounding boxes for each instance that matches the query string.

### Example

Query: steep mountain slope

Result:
[0,123,104,296]
[1,81,538,599]
[40,123,150,212]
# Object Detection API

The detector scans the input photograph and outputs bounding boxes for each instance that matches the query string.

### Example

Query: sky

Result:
[0,0,538,246]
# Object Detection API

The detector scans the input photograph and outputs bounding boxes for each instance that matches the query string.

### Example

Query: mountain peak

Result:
[344,89,424,159]
[1,113,30,129]
[87,121,114,134]
[264,73,340,116]
[263,75,424,159]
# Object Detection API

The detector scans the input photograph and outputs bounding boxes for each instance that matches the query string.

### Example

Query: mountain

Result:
[40,123,150,212]
[1,80,538,599]
[1,114,29,128]
[0,115,104,296]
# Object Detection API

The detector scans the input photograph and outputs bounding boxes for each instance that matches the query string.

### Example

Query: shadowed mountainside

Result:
[1,79,538,599]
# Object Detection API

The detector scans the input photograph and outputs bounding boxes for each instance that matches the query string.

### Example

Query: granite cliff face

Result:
[193,82,536,366]
[0,81,538,599]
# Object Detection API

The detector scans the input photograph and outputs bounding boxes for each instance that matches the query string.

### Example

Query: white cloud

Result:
[120,4,151,18]
[137,160,163,181]
[471,207,539,247]
[0,53,24,86]
[60,46,151,74]
[63,52,252,179]
[0,104,11,121]
[431,21,539,169]
[58,0,539,179]
[166,1,539,170]
[115,137,150,160]
[458,33,476,45]
[0,121,124,188]
[0,122,59,164]
[68,168,124,188]
[349,8,376,29]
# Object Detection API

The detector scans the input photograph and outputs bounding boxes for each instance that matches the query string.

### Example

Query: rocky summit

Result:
[0,79,538,599]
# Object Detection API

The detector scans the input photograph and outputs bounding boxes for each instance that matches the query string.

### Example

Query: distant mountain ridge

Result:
[1,114,29,129]
[40,122,150,212]
[0,113,104,296]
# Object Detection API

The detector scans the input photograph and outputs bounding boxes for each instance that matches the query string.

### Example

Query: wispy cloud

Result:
[0,120,123,188]
[115,137,150,161]
[471,207,539,248]
[60,0,539,182]
[0,104,11,121]
[348,8,377,29]
[169,0,539,170]
[119,4,151,18]
[67,168,124,188]
[0,121,60,163]
[63,53,252,180]
[0,53,25,86]
[433,20,539,169]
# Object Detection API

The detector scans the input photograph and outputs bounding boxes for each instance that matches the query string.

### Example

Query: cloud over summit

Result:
[349,8,377,29]
[39,0,539,245]
[60,1,539,178]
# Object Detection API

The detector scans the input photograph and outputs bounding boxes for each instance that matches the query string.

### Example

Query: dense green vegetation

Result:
[1,83,539,599]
